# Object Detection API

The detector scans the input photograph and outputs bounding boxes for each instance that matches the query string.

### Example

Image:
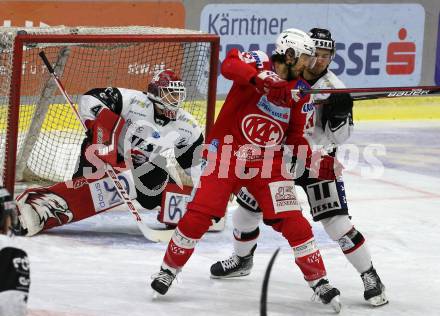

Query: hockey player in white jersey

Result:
[73,69,204,210]
[210,28,388,307]
[0,186,30,316]
[16,69,204,236]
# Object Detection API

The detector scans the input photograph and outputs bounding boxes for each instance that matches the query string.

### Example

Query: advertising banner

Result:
[201,4,425,94]
[0,1,185,28]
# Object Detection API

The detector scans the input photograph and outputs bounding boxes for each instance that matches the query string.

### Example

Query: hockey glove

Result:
[88,108,125,167]
[252,71,289,105]
[308,155,343,180]
[323,93,353,128]
[252,71,288,93]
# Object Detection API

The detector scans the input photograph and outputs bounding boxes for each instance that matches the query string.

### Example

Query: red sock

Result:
[163,210,212,270]
[271,214,327,281]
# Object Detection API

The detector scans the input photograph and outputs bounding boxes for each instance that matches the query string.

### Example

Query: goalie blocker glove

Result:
[86,107,125,167]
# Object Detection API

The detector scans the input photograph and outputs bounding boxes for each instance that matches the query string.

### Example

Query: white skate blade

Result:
[152,290,160,300]
[368,292,388,307]
[210,270,251,279]
[330,295,342,313]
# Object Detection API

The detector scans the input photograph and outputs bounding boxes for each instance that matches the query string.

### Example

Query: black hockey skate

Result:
[210,253,254,279]
[312,279,342,313]
[361,266,388,306]
[151,268,176,295]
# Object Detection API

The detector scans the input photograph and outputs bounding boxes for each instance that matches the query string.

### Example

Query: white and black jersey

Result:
[0,237,30,316]
[78,87,204,170]
[310,70,353,151]
[76,87,204,210]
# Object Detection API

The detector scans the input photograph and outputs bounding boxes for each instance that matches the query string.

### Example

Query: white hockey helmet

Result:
[147,69,186,120]
[274,28,316,59]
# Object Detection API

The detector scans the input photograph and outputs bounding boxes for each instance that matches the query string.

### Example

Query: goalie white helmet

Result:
[274,28,316,59]
[147,69,187,120]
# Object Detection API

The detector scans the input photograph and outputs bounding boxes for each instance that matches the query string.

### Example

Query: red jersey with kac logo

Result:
[207,49,314,163]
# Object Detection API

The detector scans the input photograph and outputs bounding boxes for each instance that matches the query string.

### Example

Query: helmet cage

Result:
[157,80,186,110]
[148,70,186,120]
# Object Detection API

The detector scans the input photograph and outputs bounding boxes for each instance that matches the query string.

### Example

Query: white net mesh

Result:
[0,26,216,187]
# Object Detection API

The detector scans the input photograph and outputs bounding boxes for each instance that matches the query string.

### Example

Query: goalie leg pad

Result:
[163,210,212,270]
[232,205,262,257]
[16,169,135,236]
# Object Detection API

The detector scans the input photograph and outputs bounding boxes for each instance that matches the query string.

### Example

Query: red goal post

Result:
[0,26,220,195]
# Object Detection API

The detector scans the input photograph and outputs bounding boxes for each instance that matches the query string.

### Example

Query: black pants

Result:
[73,138,173,210]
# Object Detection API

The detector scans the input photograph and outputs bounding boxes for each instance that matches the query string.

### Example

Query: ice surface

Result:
[6,121,440,315]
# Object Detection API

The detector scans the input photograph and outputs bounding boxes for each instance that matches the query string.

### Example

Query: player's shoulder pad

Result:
[176,109,199,128]
[122,89,152,110]
[175,110,202,139]
[314,70,346,89]
[84,87,123,115]
[239,50,269,66]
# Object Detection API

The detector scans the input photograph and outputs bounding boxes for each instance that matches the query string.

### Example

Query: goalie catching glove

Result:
[85,107,125,167]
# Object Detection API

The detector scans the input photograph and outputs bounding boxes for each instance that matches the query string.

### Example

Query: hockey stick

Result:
[260,248,280,316]
[39,51,174,243]
[297,85,440,102]
[350,89,440,101]
[300,85,440,95]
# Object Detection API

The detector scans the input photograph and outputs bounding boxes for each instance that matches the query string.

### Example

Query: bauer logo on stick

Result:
[387,89,429,97]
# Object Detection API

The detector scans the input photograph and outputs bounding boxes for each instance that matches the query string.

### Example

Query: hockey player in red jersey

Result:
[210,28,388,307]
[15,70,204,236]
[151,28,341,312]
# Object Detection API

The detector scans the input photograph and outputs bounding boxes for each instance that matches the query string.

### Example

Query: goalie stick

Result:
[260,248,280,316]
[38,51,174,243]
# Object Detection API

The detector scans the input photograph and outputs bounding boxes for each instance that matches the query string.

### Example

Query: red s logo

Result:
[386,28,416,75]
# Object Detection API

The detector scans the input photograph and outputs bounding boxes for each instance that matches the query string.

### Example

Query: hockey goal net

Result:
[0,26,219,194]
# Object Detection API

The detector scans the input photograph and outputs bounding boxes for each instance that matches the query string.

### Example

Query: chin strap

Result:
[149,96,175,124]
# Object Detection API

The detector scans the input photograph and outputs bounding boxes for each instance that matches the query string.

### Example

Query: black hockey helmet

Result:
[308,28,335,58]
